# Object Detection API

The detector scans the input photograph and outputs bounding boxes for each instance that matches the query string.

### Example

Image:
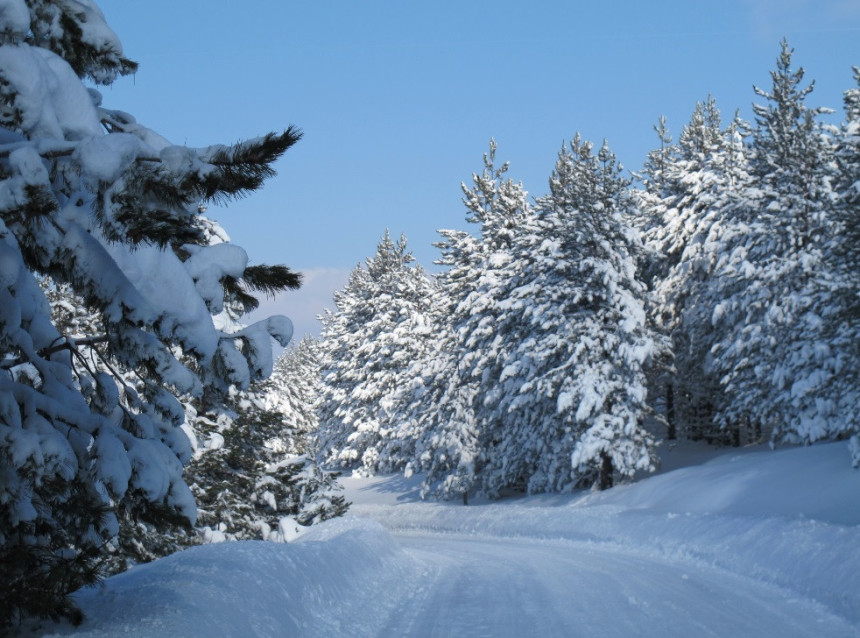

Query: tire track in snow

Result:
[377,532,857,638]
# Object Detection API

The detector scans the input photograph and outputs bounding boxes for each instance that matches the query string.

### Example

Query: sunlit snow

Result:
[32,441,860,637]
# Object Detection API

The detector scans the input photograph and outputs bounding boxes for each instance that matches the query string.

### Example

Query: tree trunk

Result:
[598,452,614,491]
[666,383,676,440]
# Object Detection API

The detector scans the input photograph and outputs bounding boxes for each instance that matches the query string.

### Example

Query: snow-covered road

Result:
[33,442,860,637]
[383,532,853,638]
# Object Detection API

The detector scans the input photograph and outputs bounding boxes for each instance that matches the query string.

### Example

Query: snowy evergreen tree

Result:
[98,335,346,573]
[645,100,755,443]
[829,67,860,464]
[410,141,535,499]
[641,115,674,198]
[0,1,300,626]
[635,115,676,243]
[707,41,845,450]
[648,97,726,272]
[412,139,660,497]
[315,231,436,475]
[184,382,348,547]
[514,137,660,490]
[265,336,324,439]
[36,275,195,575]
[402,227,482,500]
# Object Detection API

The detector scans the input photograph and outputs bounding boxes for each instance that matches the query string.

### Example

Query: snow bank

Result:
[583,441,860,524]
[38,518,421,638]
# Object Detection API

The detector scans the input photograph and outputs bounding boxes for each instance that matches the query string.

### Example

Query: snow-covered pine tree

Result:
[36,275,195,574]
[631,117,680,439]
[648,97,725,272]
[829,66,860,464]
[184,376,348,547]
[507,137,660,491]
[411,139,660,497]
[708,41,844,450]
[641,115,674,199]
[315,231,436,475]
[0,1,299,626]
[410,141,536,499]
[635,115,675,247]
[265,335,323,438]
[633,115,677,296]
[403,227,482,500]
[645,99,755,444]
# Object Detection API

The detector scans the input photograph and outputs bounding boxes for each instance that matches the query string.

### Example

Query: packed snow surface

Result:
[34,442,860,637]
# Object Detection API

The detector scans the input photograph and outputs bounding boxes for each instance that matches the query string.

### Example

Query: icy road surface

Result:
[383,532,852,638]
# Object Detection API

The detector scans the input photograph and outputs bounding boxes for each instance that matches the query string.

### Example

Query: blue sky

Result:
[98,1,859,339]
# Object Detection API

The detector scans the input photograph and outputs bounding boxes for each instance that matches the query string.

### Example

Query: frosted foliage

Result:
[23,0,134,85]
[184,243,248,314]
[75,133,146,183]
[830,67,860,465]
[506,137,658,490]
[0,1,297,624]
[0,0,29,38]
[0,44,102,140]
[704,43,855,447]
[402,145,533,498]
[634,44,859,453]
[233,315,294,381]
[403,141,658,499]
[316,231,437,476]
[104,241,218,364]
[264,336,322,438]
[642,100,755,439]
[182,346,348,548]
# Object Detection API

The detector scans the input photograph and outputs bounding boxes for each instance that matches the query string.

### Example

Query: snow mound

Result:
[39,518,421,638]
[585,441,860,525]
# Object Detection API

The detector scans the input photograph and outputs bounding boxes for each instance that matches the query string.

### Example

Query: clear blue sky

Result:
[98,1,859,338]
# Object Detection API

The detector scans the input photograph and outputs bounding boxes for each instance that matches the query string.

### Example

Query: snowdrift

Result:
[37,518,421,637]
[34,442,860,636]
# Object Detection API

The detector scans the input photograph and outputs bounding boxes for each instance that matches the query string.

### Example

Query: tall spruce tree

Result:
[265,336,324,438]
[412,141,536,499]
[315,231,436,475]
[185,379,348,547]
[707,41,844,449]
[634,115,677,291]
[413,139,661,496]
[829,67,860,464]
[519,137,660,490]
[0,1,299,626]
[402,226,483,500]
[646,100,755,443]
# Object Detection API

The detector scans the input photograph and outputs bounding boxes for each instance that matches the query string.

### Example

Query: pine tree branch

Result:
[0,335,109,370]
[197,128,303,201]
[242,265,303,295]
[222,277,260,313]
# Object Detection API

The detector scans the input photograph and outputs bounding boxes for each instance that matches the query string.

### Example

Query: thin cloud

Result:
[247,266,352,342]
[744,0,860,41]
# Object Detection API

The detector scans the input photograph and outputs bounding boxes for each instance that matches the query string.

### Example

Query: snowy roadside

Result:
[343,441,860,625]
[34,518,424,638]
[29,441,860,637]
